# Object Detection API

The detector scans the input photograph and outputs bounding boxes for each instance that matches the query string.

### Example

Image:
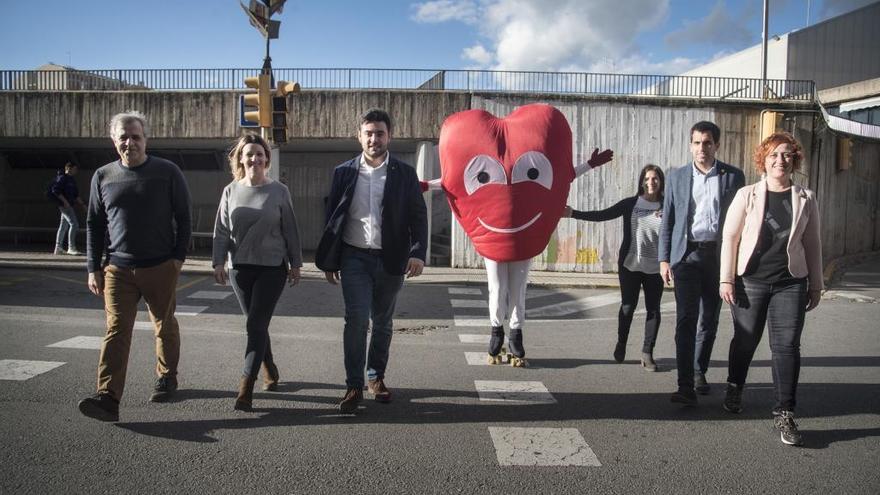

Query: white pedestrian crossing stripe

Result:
[133,321,153,330]
[46,336,103,349]
[488,427,601,466]
[454,317,487,327]
[0,359,66,381]
[188,291,232,300]
[448,287,482,295]
[474,380,556,404]
[450,299,488,308]
[459,334,490,344]
[464,352,491,365]
[175,305,208,316]
[526,292,620,318]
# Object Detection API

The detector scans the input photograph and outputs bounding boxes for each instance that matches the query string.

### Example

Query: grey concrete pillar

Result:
[416,141,435,263]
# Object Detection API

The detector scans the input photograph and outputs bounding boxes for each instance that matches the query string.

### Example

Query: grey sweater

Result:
[212,179,303,269]
[86,156,192,273]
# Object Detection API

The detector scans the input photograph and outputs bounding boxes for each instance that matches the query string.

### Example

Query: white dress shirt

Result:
[342,152,389,249]
[689,160,720,242]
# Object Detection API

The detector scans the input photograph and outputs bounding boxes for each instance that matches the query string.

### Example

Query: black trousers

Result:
[617,267,664,353]
[727,277,808,412]
[230,264,287,378]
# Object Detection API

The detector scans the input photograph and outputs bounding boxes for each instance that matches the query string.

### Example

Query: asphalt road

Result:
[1,267,878,494]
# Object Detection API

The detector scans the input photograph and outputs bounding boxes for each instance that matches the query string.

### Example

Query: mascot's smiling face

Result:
[439,104,573,261]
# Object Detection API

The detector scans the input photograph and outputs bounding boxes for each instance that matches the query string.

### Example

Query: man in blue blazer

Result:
[315,108,428,414]
[659,121,745,405]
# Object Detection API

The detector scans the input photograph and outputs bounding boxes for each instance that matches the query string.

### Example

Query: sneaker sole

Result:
[78,401,119,422]
[149,391,176,403]
[339,402,360,414]
[722,404,742,414]
[779,432,803,446]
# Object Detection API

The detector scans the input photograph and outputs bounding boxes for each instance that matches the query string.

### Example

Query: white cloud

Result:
[411,0,670,72]
[411,0,479,24]
[664,0,754,50]
[463,44,493,65]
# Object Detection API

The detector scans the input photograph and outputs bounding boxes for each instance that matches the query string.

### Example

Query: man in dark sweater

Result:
[78,110,192,422]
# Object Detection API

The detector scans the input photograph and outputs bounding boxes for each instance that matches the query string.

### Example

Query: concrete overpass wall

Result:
[1,89,877,270]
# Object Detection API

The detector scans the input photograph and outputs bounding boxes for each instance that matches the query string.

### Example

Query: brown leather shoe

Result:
[261,361,279,391]
[234,375,256,412]
[367,378,392,403]
[339,387,363,413]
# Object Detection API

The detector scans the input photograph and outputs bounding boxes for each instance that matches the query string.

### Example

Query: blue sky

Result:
[0,0,874,74]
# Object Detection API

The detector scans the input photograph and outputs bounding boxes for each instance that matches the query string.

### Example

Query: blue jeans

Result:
[672,244,721,389]
[340,247,404,389]
[727,277,807,412]
[55,206,78,250]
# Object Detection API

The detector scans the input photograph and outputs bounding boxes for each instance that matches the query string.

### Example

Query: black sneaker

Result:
[149,375,178,402]
[723,383,743,414]
[78,393,119,422]
[670,387,698,406]
[774,410,804,446]
[695,372,710,395]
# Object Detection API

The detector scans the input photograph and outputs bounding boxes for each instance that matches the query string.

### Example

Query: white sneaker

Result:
[66,249,83,256]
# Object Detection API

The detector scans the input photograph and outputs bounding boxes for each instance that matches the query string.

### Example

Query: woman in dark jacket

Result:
[564,164,665,370]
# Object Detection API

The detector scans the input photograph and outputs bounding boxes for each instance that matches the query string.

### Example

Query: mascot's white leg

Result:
[506,259,531,367]
[484,259,508,364]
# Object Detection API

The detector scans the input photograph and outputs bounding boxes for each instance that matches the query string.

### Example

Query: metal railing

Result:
[0,68,816,102]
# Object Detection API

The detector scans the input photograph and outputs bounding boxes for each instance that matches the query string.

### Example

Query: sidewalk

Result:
[0,247,621,288]
[2,245,878,294]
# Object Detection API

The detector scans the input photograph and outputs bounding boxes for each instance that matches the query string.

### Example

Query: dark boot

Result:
[261,360,280,391]
[487,325,505,365]
[508,327,527,367]
[234,375,256,412]
[613,339,627,363]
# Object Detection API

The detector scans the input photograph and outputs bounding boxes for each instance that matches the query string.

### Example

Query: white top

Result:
[342,152,389,249]
[623,197,662,274]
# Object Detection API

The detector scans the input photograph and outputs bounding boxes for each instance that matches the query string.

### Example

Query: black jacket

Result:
[572,196,646,270]
[315,155,428,276]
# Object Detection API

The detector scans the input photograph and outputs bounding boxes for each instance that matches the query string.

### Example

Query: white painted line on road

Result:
[526,292,620,318]
[474,380,557,404]
[488,427,601,466]
[465,352,491,365]
[459,334,490,344]
[636,301,677,315]
[525,289,554,300]
[451,299,488,308]
[133,321,153,330]
[175,305,208,316]
[46,336,103,349]
[0,359,66,381]
[188,290,232,300]
[448,287,482,295]
[454,318,486,327]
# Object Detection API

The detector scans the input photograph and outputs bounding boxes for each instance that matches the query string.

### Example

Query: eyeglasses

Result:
[767,152,795,161]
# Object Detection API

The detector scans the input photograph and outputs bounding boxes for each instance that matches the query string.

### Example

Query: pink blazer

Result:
[720,179,824,291]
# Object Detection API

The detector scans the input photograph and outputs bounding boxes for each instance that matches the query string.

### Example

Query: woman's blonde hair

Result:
[228,133,271,180]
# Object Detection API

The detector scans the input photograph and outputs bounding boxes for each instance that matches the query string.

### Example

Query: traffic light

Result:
[243,74,272,128]
[271,80,300,144]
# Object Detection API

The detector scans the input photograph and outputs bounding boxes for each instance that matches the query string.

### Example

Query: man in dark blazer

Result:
[315,108,428,414]
[659,121,745,406]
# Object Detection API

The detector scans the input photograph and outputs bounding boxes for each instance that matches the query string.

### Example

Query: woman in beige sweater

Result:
[718,131,823,447]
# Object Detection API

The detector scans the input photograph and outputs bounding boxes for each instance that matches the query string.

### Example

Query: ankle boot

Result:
[234,375,256,412]
[641,352,658,372]
[261,360,280,391]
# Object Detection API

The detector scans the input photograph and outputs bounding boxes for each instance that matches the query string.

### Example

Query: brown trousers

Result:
[96,259,181,400]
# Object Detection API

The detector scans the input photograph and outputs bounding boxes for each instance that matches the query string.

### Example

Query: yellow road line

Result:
[176,276,208,292]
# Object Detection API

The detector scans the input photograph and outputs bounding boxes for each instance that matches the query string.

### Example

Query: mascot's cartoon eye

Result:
[511,151,553,190]
[464,155,507,195]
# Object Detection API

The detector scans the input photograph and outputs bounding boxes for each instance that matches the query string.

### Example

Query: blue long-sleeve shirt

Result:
[86,156,192,273]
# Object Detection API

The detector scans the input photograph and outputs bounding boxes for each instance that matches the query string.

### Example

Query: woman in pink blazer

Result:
[718,132,823,447]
